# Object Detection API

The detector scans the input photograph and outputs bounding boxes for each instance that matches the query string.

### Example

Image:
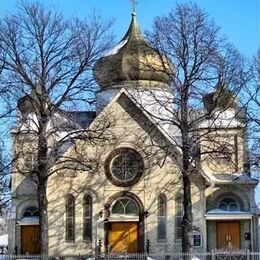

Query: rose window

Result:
[105,148,144,187]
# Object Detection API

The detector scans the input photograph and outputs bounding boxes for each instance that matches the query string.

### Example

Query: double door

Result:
[217,222,240,249]
[108,222,138,253]
[21,225,40,254]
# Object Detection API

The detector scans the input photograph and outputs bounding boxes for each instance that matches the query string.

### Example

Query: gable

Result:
[48,90,182,192]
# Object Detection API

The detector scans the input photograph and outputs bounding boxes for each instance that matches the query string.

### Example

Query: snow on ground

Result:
[0,234,7,246]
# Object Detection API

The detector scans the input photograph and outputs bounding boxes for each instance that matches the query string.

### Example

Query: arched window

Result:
[175,196,183,240]
[218,198,239,211]
[83,195,92,241]
[23,207,39,217]
[157,194,167,240]
[111,198,139,215]
[65,195,75,241]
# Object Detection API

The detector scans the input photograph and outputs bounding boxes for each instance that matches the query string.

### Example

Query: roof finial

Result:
[130,0,137,16]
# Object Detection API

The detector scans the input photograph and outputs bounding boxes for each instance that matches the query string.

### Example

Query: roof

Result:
[205,172,258,185]
[63,111,96,128]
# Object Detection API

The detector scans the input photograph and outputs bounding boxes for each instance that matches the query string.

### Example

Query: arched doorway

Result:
[206,192,252,251]
[19,207,40,254]
[105,192,144,253]
[216,198,241,249]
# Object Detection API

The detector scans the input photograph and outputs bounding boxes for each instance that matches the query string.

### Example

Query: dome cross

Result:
[130,0,137,14]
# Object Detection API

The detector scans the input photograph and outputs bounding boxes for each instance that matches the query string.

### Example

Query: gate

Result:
[215,245,247,260]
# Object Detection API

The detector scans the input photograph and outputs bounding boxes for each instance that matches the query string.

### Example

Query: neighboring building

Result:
[8,12,258,255]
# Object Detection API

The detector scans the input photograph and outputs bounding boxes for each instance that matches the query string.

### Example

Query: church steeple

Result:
[93,11,172,90]
[121,12,142,42]
[203,75,238,112]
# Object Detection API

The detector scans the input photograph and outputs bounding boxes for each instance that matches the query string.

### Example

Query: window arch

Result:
[23,207,39,217]
[111,197,139,215]
[218,198,239,211]
[157,194,167,240]
[83,194,92,241]
[65,194,75,241]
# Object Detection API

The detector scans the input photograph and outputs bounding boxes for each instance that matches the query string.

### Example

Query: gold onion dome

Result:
[93,13,172,89]
[203,76,238,112]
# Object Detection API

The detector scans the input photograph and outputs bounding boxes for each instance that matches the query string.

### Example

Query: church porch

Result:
[206,212,253,251]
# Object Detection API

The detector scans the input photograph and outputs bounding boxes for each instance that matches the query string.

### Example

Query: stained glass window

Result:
[105,148,144,187]
[83,195,92,241]
[175,196,183,240]
[218,198,239,211]
[112,198,138,215]
[23,207,39,217]
[158,194,167,240]
[111,153,140,181]
[65,194,75,241]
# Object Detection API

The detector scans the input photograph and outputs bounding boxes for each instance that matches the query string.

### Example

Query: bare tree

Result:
[0,1,114,254]
[246,50,260,171]
[144,3,248,253]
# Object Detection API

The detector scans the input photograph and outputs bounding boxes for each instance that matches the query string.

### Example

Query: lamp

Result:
[99,210,103,218]
[143,210,149,218]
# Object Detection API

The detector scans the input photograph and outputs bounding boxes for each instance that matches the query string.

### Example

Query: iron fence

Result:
[0,251,260,260]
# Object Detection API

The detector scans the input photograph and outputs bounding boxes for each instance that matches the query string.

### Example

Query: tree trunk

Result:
[37,114,49,256]
[38,179,48,256]
[181,170,193,254]
[181,86,193,255]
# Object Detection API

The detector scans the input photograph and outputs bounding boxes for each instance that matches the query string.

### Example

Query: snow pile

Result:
[207,208,249,215]
[128,89,181,146]
[0,234,7,246]
[103,38,128,57]
[199,109,244,129]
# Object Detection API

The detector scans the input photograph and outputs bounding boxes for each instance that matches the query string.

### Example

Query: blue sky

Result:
[1,0,259,58]
[1,1,260,202]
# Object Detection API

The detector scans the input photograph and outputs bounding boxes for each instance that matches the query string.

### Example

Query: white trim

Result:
[18,222,39,226]
[205,214,252,220]
[17,216,39,225]
[108,215,139,222]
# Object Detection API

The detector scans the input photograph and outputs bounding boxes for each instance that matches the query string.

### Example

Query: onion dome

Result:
[203,76,238,112]
[93,13,172,89]
[18,85,48,114]
[18,92,38,114]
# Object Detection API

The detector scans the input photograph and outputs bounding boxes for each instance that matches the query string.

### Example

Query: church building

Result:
[8,11,259,255]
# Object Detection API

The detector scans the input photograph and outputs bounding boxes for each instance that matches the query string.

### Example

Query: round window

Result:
[105,148,144,187]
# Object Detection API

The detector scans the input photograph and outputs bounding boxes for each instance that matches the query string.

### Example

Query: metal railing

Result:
[1,251,259,260]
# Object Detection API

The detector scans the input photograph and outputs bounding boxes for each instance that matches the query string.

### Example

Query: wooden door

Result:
[21,225,40,254]
[108,222,138,253]
[217,222,240,249]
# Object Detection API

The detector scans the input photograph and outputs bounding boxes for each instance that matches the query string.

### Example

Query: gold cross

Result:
[130,0,137,13]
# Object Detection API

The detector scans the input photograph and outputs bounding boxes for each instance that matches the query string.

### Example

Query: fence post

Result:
[246,250,250,260]
[211,250,215,260]
[146,239,150,254]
